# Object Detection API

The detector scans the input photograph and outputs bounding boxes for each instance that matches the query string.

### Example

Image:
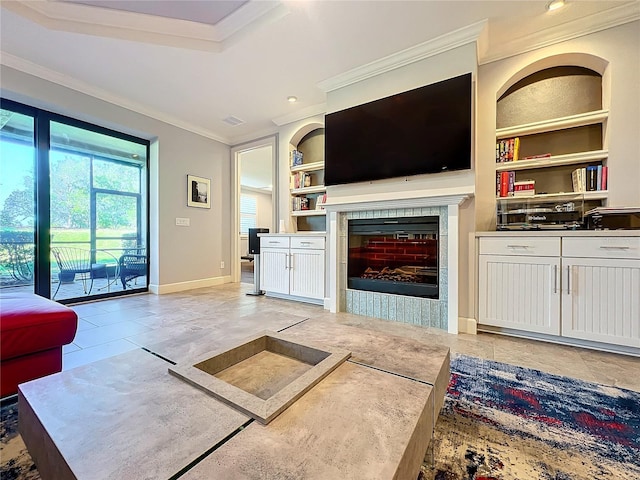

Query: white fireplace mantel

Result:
[323,186,474,213]
[324,187,474,335]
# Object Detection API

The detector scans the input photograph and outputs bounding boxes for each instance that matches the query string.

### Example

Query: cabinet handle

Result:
[553,265,558,294]
[284,253,289,270]
[269,241,279,244]
[300,241,311,245]
[507,244,531,249]
[599,245,630,250]
[566,265,571,294]
[289,254,293,270]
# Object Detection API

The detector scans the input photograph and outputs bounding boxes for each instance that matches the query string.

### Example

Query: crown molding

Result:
[3,0,286,52]
[271,103,327,127]
[1,52,230,144]
[317,20,487,93]
[480,1,640,65]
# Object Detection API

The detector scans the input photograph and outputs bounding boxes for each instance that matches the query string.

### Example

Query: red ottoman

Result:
[0,292,78,397]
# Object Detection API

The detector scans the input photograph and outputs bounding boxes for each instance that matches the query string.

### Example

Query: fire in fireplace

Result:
[347,216,438,298]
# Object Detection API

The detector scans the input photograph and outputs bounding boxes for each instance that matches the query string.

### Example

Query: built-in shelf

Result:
[496,190,608,203]
[291,185,326,195]
[291,210,326,217]
[496,109,609,139]
[290,161,324,173]
[496,150,608,172]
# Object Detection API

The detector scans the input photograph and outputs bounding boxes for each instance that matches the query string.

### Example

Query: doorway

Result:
[231,137,277,284]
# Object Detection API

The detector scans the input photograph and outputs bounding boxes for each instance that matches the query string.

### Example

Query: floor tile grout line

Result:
[347,359,436,387]
[276,316,311,332]
[140,347,177,365]
[167,419,254,480]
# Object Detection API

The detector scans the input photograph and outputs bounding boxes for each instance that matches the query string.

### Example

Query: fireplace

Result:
[347,216,439,298]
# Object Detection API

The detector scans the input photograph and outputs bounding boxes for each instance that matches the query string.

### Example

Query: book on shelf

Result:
[290,149,304,167]
[290,171,311,189]
[497,171,516,197]
[315,193,328,210]
[571,166,607,193]
[291,196,310,211]
[513,180,535,196]
[522,153,551,161]
[495,137,520,163]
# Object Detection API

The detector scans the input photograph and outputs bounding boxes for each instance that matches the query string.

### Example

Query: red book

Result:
[500,171,509,197]
[602,166,608,190]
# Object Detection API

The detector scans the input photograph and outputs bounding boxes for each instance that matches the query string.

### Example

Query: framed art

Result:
[187,175,211,208]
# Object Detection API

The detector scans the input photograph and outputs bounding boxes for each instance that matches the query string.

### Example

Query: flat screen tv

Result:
[324,72,472,186]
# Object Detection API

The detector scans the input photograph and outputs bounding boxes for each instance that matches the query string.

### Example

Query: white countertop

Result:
[476,230,640,237]
[258,232,327,237]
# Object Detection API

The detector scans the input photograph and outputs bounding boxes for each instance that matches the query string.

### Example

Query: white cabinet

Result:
[478,237,561,335]
[561,237,640,348]
[260,235,325,304]
[477,233,640,352]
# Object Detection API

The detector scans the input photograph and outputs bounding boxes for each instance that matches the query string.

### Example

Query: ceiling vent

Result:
[222,115,245,126]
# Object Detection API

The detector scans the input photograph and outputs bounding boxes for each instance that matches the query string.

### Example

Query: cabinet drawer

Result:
[479,237,560,257]
[291,236,325,250]
[562,237,640,259]
[260,236,290,249]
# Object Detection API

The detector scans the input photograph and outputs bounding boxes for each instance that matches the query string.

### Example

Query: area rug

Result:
[2,354,639,480]
[421,354,640,480]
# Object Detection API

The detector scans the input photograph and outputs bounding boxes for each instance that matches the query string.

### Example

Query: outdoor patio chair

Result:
[51,247,107,299]
[118,249,147,289]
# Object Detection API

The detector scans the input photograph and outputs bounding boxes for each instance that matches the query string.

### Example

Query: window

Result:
[240,194,257,234]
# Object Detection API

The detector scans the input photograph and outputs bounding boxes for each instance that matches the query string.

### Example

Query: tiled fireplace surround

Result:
[325,191,472,334]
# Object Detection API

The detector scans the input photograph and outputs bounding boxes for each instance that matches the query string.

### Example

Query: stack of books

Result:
[495,138,520,163]
[572,165,607,192]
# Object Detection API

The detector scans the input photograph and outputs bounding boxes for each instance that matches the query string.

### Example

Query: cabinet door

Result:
[478,255,561,335]
[289,248,325,300]
[260,248,290,295]
[561,258,640,347]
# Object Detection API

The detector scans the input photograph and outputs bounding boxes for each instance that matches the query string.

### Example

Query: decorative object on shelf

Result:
[291,149,303,166]
[187,174,211,209]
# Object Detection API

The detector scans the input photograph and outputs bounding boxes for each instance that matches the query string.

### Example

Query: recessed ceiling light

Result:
[287,96,298,103]
[546,0,565,12]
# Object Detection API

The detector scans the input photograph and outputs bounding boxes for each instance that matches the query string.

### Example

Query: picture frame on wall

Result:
[187,174,211,208]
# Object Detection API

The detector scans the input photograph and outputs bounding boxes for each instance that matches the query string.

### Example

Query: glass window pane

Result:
[0,109,35,290]
[94,159,140,193]
[240,195,257,234]
[49,120,148,300]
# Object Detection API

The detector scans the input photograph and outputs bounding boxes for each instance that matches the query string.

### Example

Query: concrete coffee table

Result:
[19,315,449,479]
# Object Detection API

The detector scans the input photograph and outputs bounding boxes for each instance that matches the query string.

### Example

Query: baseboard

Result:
[149,275,232,295]
[458,317,477,335]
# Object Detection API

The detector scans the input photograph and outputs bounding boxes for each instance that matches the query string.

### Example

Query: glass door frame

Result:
[0,97,150,302]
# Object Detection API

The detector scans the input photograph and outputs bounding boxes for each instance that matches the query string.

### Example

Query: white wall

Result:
[1,65,232,293]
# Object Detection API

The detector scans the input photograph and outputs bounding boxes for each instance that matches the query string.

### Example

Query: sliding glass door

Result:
[0,107,36,292]
[0,98,149,303]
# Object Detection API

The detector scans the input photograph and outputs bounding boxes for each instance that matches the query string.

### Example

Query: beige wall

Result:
[1,65,232,292]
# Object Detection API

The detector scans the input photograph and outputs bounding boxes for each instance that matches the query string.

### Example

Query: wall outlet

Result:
[176,217,190,226]
[220,261,225,269]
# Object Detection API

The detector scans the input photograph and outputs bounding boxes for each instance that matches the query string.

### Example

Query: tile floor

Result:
[63,282,640,392]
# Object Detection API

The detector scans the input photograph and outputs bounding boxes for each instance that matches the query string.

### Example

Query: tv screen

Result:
[324,73,472,186]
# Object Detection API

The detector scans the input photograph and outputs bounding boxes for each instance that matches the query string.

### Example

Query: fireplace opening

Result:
[348,216,438,298]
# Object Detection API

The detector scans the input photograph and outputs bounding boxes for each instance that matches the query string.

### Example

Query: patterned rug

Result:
[2,354,639,479]
[421,354,640,480]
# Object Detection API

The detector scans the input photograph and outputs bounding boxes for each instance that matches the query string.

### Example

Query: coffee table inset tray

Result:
[169,331,351,424]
